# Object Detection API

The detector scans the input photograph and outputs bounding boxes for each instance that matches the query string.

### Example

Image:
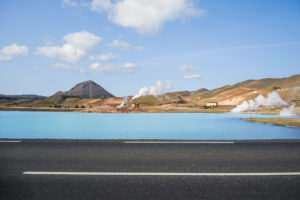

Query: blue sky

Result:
[0,0,299,97]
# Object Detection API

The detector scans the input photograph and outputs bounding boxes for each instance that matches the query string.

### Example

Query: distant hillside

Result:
[130,74,300,108]
[53,80,114,99]
[230,74,300,90]
[192,74,300,98]
[0,94,45,100]
[52,91,64,96]
[190,74,300,106]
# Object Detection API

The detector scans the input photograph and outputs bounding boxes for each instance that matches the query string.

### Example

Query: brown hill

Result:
[230,74,300,90]
[190,74,300,105]
[192,74,300,98]
[53,80,114,99]
[131,74,300,109]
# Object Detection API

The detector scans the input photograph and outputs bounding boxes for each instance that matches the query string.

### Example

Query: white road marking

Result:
[0,140,21,143]
[124,141,234,144]
[23,172,300,176]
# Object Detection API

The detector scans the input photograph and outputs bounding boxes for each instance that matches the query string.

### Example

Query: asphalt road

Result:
[0,139,300,200]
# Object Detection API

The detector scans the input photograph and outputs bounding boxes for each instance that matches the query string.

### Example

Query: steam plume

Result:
[280,103,296,116]
[231,91,288,113]
[116,96,129,108]
[132,81,173,100]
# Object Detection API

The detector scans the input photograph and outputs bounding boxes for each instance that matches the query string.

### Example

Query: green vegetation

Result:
[75,104,79,108]
[6,100,16,104]
[81,105,85,108]
[41,101,52,105]
[203,105,217,109]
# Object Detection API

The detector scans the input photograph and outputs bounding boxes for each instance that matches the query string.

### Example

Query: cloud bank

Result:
[36,31,102,62]
[91,0,205,35]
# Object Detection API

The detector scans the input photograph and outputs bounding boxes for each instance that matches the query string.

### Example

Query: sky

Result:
[0,0,300,97]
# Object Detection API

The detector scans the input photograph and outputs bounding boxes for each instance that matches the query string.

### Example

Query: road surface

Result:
[1,139,300,199]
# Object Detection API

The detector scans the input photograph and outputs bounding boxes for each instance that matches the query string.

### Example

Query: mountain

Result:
[0,94,45,99]
[53,80,114,98]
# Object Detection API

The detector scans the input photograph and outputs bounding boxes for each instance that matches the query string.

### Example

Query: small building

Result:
[273,86,281,90]
[131,103,140,109]
[206,102,218,107]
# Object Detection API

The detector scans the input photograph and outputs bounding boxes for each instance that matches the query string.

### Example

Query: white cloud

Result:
[183,74,201,79]
[90,62,137,72]
[0,55,11,61]
[108,40,145,50]
[62,0,78,7]
[63,31,101,49]
[123,62,137,72]
[108,40,131,49]
[36,31,102,63]
[1,43,29,55]
[53,63,86,73]
[180,65,196,71]
[0,43,29,61]
[91,0,205,35]
[89,53,117,61]
[135,46,145,51]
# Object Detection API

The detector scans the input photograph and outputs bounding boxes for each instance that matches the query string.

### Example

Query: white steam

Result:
[280,103,296,116]
[231,91,288,113]
[116,96,129,108]
[132,81,173,100]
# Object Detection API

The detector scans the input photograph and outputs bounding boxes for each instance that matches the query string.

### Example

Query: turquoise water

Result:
[0,111,299,140]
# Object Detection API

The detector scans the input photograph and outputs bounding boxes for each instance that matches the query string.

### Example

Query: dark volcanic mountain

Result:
[53,80,114,98]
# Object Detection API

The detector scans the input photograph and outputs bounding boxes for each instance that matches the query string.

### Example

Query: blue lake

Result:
[0,111,299,140]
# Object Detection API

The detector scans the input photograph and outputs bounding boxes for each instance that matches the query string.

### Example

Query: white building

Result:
[206,102,218,107]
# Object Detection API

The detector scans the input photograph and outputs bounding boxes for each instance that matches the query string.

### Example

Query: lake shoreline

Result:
[245,118,300,128]
[1,106,299,116]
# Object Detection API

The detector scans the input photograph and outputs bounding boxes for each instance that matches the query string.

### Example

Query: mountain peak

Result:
[53,80,114,99]
[83,80,94,84]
